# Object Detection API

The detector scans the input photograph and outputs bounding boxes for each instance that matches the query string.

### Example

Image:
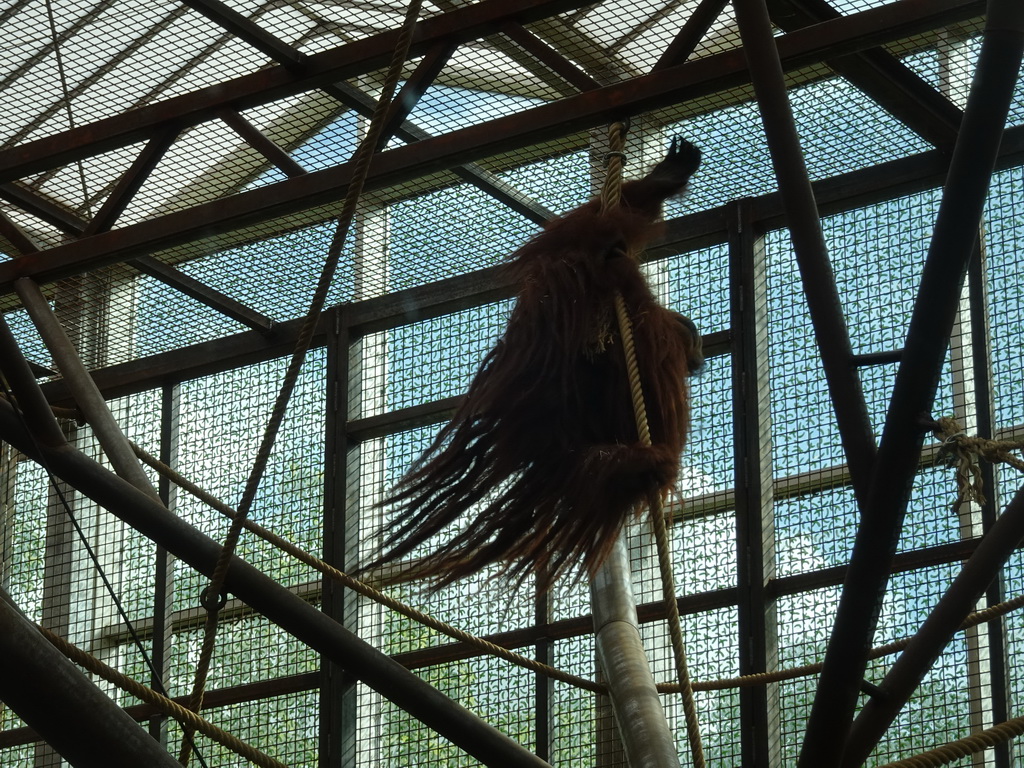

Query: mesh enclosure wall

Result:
[1,2,1022,766]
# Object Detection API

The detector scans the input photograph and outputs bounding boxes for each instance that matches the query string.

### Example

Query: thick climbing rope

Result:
[127,439,1024,700]
[36,624,286,768]
[933,415,1024,506]
[129,441,605,694]
[600,121,706,768]
[178,1,423,762]
[876,714,1024,768]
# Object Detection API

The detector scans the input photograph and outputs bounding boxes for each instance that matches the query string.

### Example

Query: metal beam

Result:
[843,480,1024,764]
[0,392,554,768]
[0,194,275,335]
[26,120,1024,408]
[178,0,307,68]
[218,108,307,178]
[802,3,1024,764]
[3,6,191,153]
[0,210,44,254]
[380,40,460,141]
[0,0,597,184]
[0,183,86,235]
[179,0,555,227]
[0,0,986,293]
[0,588,183,768]
[82,128,180,236]
[127,256,276,333]
[767,0,963,147]
[653,0,731,70]
[729,199,778,766]
[14,278,162,500]
[324,80,555,225]
[733,0,876,497]
[499,22,601,90]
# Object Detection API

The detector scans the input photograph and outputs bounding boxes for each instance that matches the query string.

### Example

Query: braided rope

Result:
[602,121,705,768]
[129,440,1024,700]
[933,416,1024,506]
[37,624,286,768]
[179,2,423,762]
[129,442,603,694]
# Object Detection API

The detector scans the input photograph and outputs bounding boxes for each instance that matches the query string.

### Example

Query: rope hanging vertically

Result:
[601,121,705,768]
[178,0,422,761]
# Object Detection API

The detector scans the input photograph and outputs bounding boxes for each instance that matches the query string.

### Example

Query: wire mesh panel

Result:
[2,1,1024,765]
[867,563,984,765]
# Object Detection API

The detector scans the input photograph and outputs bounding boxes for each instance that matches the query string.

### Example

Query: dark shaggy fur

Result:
[362,137,704,592]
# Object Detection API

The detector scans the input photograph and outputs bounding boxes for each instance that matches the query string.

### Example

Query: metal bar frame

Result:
[766,0,963,147]
[729,198,779,766]
[0,0,983,294]
[321,307,358,765]
[82,128,181,237]
[25,111,1024,411]
[653,0,731,70]
[966,237,1012,768]
[0,379,554,768]
[0,0,596,183]
[0,587,183,768]
[14,277,160,499]
[733,0,876,505]
[819,6,1024,763]
[149,382,177,747]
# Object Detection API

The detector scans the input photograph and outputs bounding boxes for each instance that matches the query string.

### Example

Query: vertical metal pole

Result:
[729,199,779,767]
[966,239,1011,768]
[149,382,177,745]
[803,3,1024,764]
[591,537,681,768]
[939,37,1004,766]
[535,583,554,762]
[14,277,160,501]
[36,436,76,768]
[321,306,357,767]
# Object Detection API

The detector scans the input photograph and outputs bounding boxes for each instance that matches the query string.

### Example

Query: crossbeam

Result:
[0,0,987,294]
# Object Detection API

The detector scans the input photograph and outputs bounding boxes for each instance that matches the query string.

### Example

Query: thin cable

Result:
[42,0,92,219]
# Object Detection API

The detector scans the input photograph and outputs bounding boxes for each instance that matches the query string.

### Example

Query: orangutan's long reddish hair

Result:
[362,137,704,592]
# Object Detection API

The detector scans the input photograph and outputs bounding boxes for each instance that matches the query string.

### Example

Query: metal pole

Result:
[14,276,161,500]
[591,537,681,768]
[729,199,779,766]
[966,238,1012,768]
[732,0,877,503]
[843,483,1024,766]
[801,3,1024,764]
[0,396,553,768]
[0,315,66,448]
[0,587,183,768]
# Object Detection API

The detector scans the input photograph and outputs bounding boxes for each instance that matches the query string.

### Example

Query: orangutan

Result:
[362,137,703,592]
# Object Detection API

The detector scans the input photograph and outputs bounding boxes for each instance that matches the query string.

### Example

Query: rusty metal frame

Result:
[0,0,987,295]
